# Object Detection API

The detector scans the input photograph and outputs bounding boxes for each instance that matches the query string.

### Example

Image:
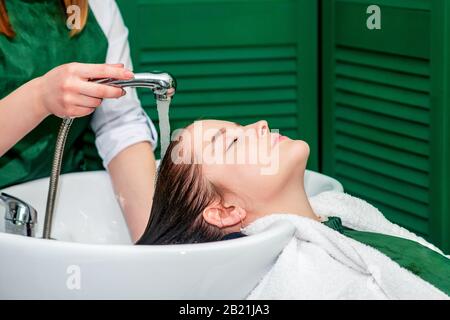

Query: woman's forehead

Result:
[180,120,236,160]
[187,119,235,131]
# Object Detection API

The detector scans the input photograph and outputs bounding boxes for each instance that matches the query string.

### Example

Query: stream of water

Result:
[156,99,171,159]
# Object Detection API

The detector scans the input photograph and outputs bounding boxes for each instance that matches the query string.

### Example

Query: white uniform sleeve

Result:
[88,0,158,169]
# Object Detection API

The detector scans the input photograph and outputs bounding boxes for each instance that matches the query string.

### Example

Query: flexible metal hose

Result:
[42,117,73,239]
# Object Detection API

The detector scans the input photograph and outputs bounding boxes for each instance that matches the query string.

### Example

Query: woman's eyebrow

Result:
[210,123,241,146]
[210,127,226,146]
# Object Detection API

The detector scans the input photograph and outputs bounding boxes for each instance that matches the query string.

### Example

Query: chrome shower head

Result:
[94,72,177,101]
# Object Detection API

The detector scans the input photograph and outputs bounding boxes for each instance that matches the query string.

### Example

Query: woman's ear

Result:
[202,203,246,229]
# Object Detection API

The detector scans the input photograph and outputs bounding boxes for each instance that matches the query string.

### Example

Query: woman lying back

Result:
[136,119,450,298]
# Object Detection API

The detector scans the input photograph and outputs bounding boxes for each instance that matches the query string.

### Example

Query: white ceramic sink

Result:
[0,166,343,299]
[0,170,130,244]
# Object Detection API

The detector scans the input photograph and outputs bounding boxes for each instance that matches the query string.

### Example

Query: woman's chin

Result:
[287,139,310,161]
[276,139,309,177]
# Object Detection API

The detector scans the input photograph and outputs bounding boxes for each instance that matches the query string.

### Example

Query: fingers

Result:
[69,62,134,80]
[76,79,125,99]
[70,106,96,118]
[56,103,96,118]
[62,92,102,113]
[71,94,103,108]
[106,63,125,68]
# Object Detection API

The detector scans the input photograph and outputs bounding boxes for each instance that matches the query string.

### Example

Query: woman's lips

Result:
[272,133,288,146]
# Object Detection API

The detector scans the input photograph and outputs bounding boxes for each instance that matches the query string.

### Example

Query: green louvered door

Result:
[116,0,319,170]
[322,0,450,252]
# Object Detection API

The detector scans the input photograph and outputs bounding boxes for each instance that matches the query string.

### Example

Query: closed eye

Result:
[227,137,238,151]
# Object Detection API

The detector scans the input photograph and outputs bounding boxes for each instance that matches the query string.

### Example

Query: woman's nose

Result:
[256,120,269,136]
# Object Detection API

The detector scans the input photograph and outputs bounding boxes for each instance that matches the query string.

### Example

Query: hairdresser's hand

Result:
[34,62,134,118]
[167,88,175,99]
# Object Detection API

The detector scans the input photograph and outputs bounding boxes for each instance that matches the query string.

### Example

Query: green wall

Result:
[322,0,450,252]
[116,0,319,171]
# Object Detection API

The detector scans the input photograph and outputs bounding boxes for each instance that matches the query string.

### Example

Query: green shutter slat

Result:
[140,45,297,64]
[335,91,430,125]
[335,145,429,186]
[335,119,429,156]
[140,88,297,107]
[335,0,431,11]
[335,62,430,93]
[171,74,297,92]
[336,175,429,224]
[141,59,297,78]
[336,46,429,77]
[335,105,430,141]
[335,162,429,204]
[147,102,297,120]
[335,77,429,109]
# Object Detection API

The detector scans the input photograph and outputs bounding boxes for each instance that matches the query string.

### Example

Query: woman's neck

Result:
[249,175,321,224]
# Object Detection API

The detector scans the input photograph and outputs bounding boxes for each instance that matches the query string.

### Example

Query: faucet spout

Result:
[94,72,177,101]
[1,192,37,237]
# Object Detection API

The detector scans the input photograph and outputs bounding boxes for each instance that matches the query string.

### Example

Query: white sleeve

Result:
[88,0,158,169]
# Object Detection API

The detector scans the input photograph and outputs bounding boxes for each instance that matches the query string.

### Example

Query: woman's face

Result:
[177,119,310,212]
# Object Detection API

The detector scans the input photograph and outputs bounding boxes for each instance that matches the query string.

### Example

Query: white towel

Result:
[243,191,449,300]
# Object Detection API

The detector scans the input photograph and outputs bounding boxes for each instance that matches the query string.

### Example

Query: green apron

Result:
[323,217,450,296]
[0,0,108,189]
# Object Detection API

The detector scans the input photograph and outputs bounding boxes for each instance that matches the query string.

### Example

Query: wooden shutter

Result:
[322,0,450,252]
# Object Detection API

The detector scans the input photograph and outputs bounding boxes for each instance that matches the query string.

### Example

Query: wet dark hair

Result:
[136,133,225,245]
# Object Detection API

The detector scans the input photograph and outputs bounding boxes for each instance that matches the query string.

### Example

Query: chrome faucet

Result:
[1,192,37,237]
[94,72,177,101]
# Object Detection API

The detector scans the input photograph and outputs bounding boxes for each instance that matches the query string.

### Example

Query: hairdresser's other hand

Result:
[34,62,134,118]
